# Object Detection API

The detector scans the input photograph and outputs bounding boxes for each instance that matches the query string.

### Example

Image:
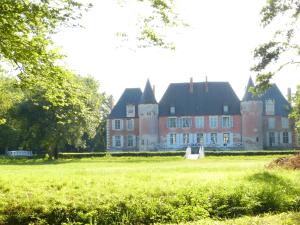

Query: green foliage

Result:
[0,156,299,224]
[253,0,300,92]
[58,150,300,158]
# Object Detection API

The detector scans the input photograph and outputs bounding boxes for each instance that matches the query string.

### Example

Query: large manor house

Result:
[107,77,296,151]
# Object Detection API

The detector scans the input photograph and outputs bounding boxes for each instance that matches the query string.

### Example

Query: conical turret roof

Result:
[242,77,256,101]
[140,79,157,104]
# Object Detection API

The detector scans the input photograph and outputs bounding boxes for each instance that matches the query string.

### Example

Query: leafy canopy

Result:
[252,0,300,93]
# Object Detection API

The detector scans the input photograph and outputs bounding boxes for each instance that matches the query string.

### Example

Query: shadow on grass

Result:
[247,171,293,188]
[0,157,77,165]
[0,156,182,165]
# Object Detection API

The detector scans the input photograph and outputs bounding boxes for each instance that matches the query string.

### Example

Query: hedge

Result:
[58,150,300,158]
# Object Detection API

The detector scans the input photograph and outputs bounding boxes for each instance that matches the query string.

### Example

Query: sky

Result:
[53,0,300,102]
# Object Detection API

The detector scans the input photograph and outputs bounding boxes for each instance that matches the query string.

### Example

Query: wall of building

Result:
[241,101,264,150]
[138,104,159,151]
[158,115,241,149]
[107,118,140,151]
[263,115,294,149]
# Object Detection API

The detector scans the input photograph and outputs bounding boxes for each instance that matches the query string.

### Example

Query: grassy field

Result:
[0,155,299,224]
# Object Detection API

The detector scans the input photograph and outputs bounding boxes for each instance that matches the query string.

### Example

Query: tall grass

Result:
[0,156,299,224]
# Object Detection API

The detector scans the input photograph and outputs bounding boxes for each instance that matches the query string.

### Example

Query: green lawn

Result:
[0,155,299,224]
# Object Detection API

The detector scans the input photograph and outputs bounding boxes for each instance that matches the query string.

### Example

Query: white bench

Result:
[7,150,33,157]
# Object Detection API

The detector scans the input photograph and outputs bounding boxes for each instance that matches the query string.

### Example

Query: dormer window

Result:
[223,105,229,114]
[170,106,175,115]
[265,99,275,115]
[126,104,135,117]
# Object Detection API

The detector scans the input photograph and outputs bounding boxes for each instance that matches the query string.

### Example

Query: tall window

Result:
[223,133,229,146]
[127,135,134,147]
[269,132,275,146]
[114,136,121,147]
[113,119,122,130]
[281,117,289,129]
[196,133,204,145]
[126,104,135,117]
[211,133,217,144]
[222,116,232,128]
[268,117,275,129]
[182,117,192,128]
[170,133,177,145]
[209,116,218,128]
[183,133,189,144]
[283,132,289,144]
[127,119,134,130]
[168,118,177,128]
[265,99,275,115]
[195,117,204,128]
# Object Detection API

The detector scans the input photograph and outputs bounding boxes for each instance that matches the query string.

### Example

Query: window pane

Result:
[196,117,204,128]
[211,133,217,144]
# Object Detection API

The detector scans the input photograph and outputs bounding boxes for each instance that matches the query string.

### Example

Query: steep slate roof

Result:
[242,77,291,116]
[140,79,157,104]
[108,88,142,119]
[242,77,256,101]
[259,84,291,117]
[159,82,241,116]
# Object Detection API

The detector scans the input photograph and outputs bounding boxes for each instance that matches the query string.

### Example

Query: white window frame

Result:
[127,135,134,147]
[222,116,232,128]
[170,106,175,115]
[283,131,289,144]
[113,135,121,147]
[196,133,204,145]
[281,117,289,129]
[265,99,275,115]
[223,133,230,145]
[168,117,177,128]
[268,117,275,129]
[127,119,134,131]
[182,117,192,128]
[209,116,218,129]
[195,116,204,128]
[170,133,177,145]
[223,105,229,113]
[113,119,122,130]
[211,133,217,144]
[183,133,189,144]
[126,104,135,117]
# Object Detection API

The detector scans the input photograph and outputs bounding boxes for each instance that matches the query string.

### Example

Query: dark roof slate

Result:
[140,79,157,104]
[159,82,241,116]
[108,88,142,119]
[242,77,256,101]
[259,84,291,117]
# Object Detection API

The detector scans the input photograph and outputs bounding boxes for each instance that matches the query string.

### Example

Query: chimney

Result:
[205,76,208,92]
[189,77,194,93]
[153,85,155,97]
[287,88,292,102]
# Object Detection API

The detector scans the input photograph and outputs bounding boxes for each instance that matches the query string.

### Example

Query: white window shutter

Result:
[217,133,222,146]
[167,134,170,145]
[230,116,233,128]
[120,136,124,147]
[133,135,136,147]
[288,132,292,144]
[120,120,123,130]
[229,133,233,145]
[281,132,284,144]
[112,136,115,147]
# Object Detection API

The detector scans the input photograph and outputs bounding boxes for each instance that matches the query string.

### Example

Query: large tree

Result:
[252,0,300,92]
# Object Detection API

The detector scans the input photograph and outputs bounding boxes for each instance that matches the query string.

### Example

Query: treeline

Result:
[0,68,113,156]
